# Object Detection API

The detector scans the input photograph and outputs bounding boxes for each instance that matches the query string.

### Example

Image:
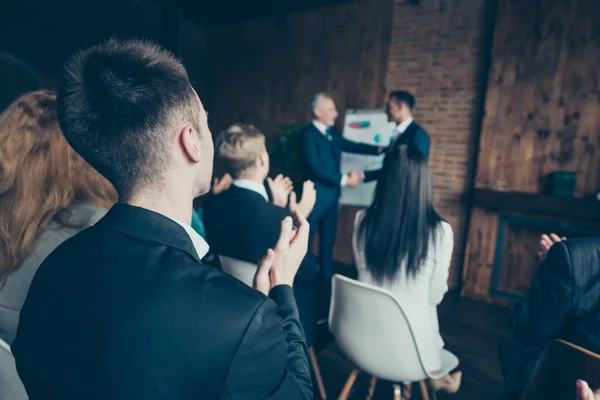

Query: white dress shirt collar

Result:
[164,215,210,259]
[312,120,330,136]
[395,117,414,135]
[233,179,269,202]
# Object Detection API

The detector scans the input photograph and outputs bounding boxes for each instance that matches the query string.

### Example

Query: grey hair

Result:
[310,92,332,115]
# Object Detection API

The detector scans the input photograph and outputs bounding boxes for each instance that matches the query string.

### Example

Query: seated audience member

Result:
[13,39,313,399]
[0,53,43,112]
[0,91,117,345]
[352,145,461,394]
[499,236,600,399]
[203,123,319,343]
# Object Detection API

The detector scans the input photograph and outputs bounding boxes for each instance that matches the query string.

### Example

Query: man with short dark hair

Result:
[13,39,313,400]
[386,90,430,158]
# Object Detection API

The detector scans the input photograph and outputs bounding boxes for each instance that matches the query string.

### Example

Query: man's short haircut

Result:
[0,53,43,112]
[56,38,198,200]
[389,90,416,110]
[215,123,266,179]
[310,92,332,115]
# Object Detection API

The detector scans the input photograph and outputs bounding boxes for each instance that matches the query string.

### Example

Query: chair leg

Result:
[393,384,402,400]
[309,347,327,399]
[338,369,359,400]
[419,380,430,400]
[366,376,377,400]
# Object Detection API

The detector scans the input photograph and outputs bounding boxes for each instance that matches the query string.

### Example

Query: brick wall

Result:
[385,0,495,287]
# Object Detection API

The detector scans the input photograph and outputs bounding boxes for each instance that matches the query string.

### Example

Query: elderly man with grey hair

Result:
[298,93,383,304]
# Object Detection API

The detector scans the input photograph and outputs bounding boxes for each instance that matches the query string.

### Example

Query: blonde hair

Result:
[0,91,118,283]
[215,123,266,179]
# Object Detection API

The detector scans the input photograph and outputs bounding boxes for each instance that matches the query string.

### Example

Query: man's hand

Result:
[577,380,600,400]
[254,249,275,296]
[346,170,364,188]
[267,174,293,207]
[212,173,233,195]
[538,233,566,261]
[289,180,316,217]
[270,210,310,288]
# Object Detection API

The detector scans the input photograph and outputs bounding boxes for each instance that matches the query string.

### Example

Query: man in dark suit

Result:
[299,93,382,286]
[203,123,319,344]
[499,237,600,399]
[12,39,313,399]
[385,90,430,158]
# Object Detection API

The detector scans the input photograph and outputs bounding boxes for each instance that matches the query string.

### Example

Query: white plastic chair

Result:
[218,255,257,287]
[0,338,27,400]
[218,254,328,399]
[329,274,459,400]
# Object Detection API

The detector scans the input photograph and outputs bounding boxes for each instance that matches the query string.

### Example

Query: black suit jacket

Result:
[499,237,600,399]
[203,186,319,344]
[12,204,312,400]
[299,123,380,217]
[390,121,430,158]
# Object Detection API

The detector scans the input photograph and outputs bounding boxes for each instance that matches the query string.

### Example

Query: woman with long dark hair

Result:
[0,91,117,345]
[352,145,461,393]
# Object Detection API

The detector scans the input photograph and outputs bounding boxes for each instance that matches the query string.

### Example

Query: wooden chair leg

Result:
[366,376,377,400]
[419,380,430,400]
[393,384,402,400]
[338,369,359,400]
[309,347,327,399]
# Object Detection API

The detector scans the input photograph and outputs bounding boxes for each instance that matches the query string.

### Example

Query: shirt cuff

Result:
[341,174,347,187]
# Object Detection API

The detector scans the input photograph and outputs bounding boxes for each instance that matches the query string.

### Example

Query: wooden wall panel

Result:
[462,0,600,304]
[475,0,600,195]
[204,0,394,135]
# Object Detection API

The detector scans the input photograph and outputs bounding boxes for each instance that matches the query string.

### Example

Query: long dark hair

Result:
[359,145,443,282]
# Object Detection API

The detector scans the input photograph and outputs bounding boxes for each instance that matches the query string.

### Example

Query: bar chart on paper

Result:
[340,109,395,207]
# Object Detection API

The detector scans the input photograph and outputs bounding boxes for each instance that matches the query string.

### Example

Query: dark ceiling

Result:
[159,0,361,26]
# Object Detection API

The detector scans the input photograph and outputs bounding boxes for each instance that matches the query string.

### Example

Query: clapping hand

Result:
[267,174,294,207]
[289,180,316,217]
[253,209,310,295]
[212,173,233,195]
[538,233,566,261]
[577,380,600,400]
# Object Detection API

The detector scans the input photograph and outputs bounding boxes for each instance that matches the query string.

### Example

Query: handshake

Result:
[345,170,364,188]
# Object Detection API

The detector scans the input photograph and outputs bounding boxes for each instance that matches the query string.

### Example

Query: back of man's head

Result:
[215,124,266,179]
[389,90,416,110]
[0,53,43,112]
[57,38,199,200]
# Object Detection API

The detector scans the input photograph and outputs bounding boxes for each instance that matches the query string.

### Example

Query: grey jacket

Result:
[0,203,107,345]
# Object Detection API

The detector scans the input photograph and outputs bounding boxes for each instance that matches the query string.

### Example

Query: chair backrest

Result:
[0,338,27,400]
[520,339,600,400]
[218,255,257,287]
[328,274,428,383]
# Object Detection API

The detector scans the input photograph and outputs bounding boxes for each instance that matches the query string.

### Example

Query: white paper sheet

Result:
[339,109,395,207]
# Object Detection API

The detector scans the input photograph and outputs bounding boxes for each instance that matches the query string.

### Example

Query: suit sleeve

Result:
[221,285,312,400]
[341,138,381,155]
[363,169,381,183]
[414,129,431,158]
[499,242,573,398]
[299,129,342,188]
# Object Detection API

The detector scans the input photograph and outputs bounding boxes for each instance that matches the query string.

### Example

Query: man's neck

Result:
[127,188,194,225]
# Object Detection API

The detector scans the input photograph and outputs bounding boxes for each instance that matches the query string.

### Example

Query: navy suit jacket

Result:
[390,121,430,158]
[13,204,312,400]
[299,123,380,217]
[499,237,600,399]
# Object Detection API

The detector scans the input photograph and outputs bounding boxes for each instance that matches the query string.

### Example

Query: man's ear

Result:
[180,125,201,163]
[258,151,267,167]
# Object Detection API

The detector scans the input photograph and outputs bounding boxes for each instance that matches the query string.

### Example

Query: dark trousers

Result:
[308,200,339,284]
